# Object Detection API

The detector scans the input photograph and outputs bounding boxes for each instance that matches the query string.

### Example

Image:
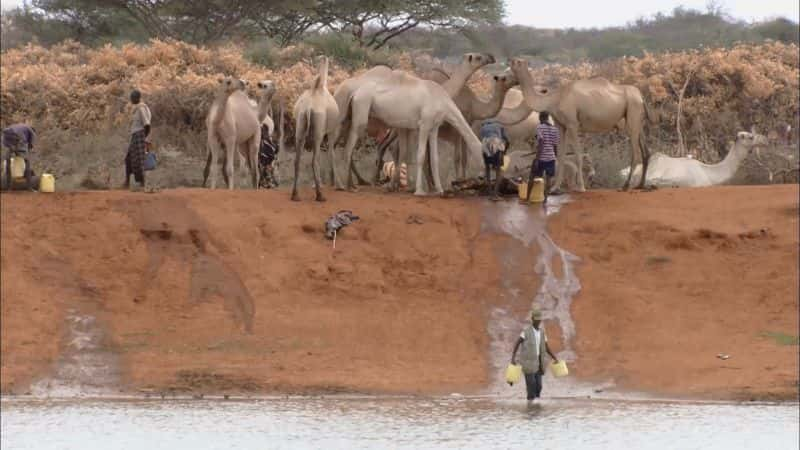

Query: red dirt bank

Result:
[1,185,798,400]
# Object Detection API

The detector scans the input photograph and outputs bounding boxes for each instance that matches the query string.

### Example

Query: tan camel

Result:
[330,53,495,189]
[422,65,517,179]
[255,80,277,135]
[508,58,650,192]
[292,56,339,201]
[340,69,482,195]
[204,77,261,189]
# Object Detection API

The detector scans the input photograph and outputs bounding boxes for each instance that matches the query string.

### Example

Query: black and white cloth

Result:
[325,210,359,239]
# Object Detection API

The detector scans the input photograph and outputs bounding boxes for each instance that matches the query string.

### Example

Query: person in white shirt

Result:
[511,309,560,402]
[124,89,152,191]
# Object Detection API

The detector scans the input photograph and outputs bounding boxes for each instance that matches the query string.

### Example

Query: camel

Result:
[620,131,768,188]
[330,53,495,190]
[508,58,650,193]
[291,56,339,201]
[254,80,277,135]
[421,66,517,179]
[203,77,261,189]
[339,69,482,196]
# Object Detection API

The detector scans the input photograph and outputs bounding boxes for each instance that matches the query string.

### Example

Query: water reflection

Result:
[2,397,797,450]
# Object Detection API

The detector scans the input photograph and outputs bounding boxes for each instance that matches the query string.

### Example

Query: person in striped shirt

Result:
[526,111,560,201]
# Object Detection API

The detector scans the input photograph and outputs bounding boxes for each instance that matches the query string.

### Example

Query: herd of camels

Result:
[204,52,653,200]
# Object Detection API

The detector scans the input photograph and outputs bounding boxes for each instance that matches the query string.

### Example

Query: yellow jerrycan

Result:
[529,177,545,203]
[517,178,545,203]
[550,360,569,377]
[505,363,523,386]
[9,157,26,179]
[39,173,55,193]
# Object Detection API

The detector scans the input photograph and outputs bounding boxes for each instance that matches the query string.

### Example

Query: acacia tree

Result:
[314,0,505,49]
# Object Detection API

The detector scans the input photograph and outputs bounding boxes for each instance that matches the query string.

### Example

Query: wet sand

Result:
[1,185,798,400]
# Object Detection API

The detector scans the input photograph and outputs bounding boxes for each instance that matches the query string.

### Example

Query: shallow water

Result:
[2,397,797,450]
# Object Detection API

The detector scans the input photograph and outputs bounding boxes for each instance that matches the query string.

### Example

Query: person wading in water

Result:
[511,309,560,403]
[124,89,151,191]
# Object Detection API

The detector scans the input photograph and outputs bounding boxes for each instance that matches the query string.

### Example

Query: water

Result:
[2,397,797,449]
[481,197,589,396]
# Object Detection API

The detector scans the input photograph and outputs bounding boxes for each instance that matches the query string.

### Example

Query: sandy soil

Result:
[549,185,799,401]
[1,189,510,395]
[1,185,797,400]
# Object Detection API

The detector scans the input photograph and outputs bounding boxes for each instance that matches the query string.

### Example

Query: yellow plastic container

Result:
[505,363,522,385]
[517,178,545,203]
[9,157,25,179]
[551,360,569,377]
[501,155,511,172]
[39,173,55,193]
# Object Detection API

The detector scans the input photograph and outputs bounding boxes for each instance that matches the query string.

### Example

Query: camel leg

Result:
[224,136,237,190]
[550,126,574,194]
[343,102,369,192]
[327,125,342,190]
[461,139,469,180]
[207,136,224,190]
[428,126,444,195]
[453,138,462,180]
[414,125,433,196]
[312,113,326,201]
[291,115,308,201]
[390,130,407,192]
[248,135,260,190]
[203,143,212,188]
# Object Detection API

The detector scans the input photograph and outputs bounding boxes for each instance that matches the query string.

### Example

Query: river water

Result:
[2,397,797,449]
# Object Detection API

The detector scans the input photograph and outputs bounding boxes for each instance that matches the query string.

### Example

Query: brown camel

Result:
[508,58,650,192]
[291,56,339,201]
[204,77,261,189]
[340,69,482,195]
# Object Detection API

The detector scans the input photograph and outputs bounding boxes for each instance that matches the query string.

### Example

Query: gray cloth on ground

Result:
[325,210,359,239]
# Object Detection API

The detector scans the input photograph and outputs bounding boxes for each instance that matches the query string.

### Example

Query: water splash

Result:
[480,198,594,396]
[29,309,120,397]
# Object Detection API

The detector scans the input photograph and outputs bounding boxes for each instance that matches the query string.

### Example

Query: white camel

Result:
[340,70,482,195]
[292,56,339,201]
[620,131,768,187]
[204,77,261,189]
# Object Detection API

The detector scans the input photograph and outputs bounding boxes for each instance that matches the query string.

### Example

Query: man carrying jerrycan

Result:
[511,309,560,403]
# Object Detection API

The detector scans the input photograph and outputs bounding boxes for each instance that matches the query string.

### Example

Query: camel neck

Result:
[257,94,274,123]
[442,64,474,98]
[471,83,510,121]
[211,90,232,128]
[703,141,748,184]
[315,59,329,91]
[514,67,553,112]
[444,101,481,150]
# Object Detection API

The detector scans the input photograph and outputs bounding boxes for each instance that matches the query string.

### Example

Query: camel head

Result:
[507,57,529,76]
[217,77,246,95]
[493,71,519,91]
[737,130,769,148]
[256,80,277,98]
[462,53,496,71]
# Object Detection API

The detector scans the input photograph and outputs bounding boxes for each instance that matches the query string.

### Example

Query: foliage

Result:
[1,0,503,49]
[1,40,796,189]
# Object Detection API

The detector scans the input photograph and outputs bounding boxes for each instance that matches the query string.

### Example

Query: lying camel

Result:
[292,56,339,201]
[340,69,482,195]
[204,77,261,189]
[620,131,768,188]
[508,58,651,192]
